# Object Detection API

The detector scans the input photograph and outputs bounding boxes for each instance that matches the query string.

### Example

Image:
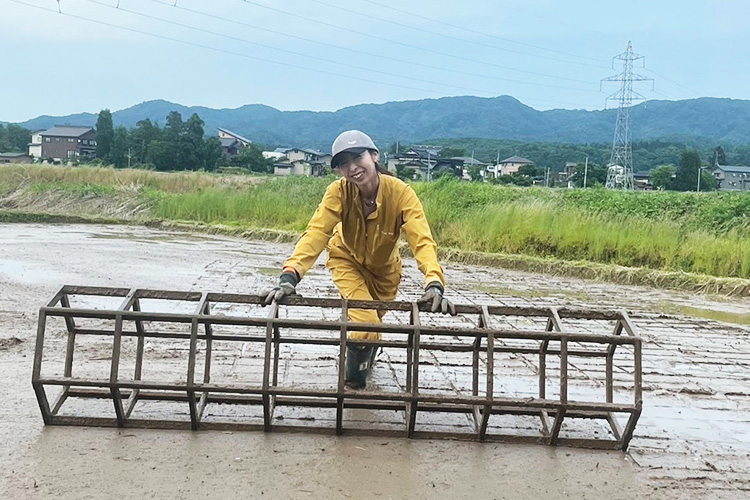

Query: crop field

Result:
[1,165,749,281]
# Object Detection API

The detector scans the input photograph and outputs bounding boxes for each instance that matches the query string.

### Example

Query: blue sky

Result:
[1,0,748,122]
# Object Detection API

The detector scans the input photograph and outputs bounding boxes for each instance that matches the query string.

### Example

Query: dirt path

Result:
[1,224,748,499]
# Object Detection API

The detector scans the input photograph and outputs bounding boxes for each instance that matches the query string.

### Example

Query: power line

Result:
[142,0,597,93]
[6,0,594,109]
[235,0,600,85]
[357,0,612,65]
[651,88,677,99]
[347,0,709,103]
[5,0,443,96]
[304,0,610,69]
[85,0,594,100]
[643,67,703,98]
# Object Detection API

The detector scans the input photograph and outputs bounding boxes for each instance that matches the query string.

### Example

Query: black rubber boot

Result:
[344,345,376,389]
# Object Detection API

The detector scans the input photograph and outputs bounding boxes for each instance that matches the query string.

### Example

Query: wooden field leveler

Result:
[32,285,643,450]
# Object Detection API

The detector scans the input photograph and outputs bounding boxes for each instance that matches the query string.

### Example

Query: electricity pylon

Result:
[601,41,653,190]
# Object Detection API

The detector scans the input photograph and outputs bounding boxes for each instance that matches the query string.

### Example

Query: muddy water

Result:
[1,224,749,499]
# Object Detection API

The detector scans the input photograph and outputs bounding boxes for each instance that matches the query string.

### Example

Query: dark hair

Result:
[376,162,395,177]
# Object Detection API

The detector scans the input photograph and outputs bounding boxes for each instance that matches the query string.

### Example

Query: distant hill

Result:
[10,96,750,149]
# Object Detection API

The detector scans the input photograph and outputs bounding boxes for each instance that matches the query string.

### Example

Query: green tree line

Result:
[0,123,31,152]
[93,109,272,172]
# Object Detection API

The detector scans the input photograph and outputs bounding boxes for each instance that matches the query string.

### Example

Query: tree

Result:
[111,126,129,168]
[181,113,205,170]
[95,109,114,161]
[698,169,717,191]
[438,146,468,158]
[714,145,727,166]
[467,165,483,182]
[147,140,173,171]
[395,163,416,181]
[673,150,702,191]
[164,111,184,139]
[0,124,31,152]
[203,137,223,171]
[517,164,538,177]
[130,119,161,164]
[649,164,675,190]
[569,163,607,187]
[230,143,272,173]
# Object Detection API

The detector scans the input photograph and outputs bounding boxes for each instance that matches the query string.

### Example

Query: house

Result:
[273,161,302,176]
[262,148,288,161]
[32,125,96,161]
[28,130,43,158]
[452,157,487,180]
[713,165,750,191]
[217,128,252,158]
[386,149,425,173]
[0,152,32,164]
[557,162,578,187]
[386,146,450,179]
[633,170,652,190]
[285,148,329,164]
[494,156,534,176]
[272,148,331,177]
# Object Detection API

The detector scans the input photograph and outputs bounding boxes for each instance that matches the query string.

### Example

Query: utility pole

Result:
[427,150,432,181]
[583,156,589,188]
[601,41,653,190]
[127,147,132,169]
[495,148,500,178]
[697,165,702,193]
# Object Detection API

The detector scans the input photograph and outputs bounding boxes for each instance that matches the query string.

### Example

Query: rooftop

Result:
[451,156,487,166]
[41,125,94,138]
[714,165,750,174]
[218,128,252,145]
[500,155,533,164]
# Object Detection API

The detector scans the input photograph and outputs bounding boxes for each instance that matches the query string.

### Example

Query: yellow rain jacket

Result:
[284,174,445,288]
[284,174,444,339]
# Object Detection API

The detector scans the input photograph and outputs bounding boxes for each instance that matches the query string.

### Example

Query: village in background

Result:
[1,107,748,193]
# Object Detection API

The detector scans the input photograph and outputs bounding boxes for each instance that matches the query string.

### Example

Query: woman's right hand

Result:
[263,270,299,305]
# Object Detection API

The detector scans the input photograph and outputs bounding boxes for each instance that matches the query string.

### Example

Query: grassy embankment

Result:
[1,165,749,295]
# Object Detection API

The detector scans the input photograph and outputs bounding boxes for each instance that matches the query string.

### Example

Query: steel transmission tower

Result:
[601,42,653,190]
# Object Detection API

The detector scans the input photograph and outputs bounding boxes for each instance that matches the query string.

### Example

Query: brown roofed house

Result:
[35,125,96,161]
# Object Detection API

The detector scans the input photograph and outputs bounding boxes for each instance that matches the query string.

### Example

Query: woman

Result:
[264,130,455,389]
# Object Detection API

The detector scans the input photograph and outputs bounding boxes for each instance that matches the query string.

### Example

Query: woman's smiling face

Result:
[336,149,380,186]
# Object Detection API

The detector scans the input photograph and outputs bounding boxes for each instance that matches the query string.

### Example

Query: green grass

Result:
[152,176,330,231]
[0,165,263,193]
[413,177,750,278]
[29,181,119,196]
[2,166,750,280]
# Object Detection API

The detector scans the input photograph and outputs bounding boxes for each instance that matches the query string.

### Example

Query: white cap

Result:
[331,130,378,168]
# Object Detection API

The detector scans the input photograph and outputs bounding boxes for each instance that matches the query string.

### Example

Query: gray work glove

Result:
[263,271,298,305]
[418,281,456,315]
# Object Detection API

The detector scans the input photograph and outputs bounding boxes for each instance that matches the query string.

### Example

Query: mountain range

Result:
[8,95,750,149]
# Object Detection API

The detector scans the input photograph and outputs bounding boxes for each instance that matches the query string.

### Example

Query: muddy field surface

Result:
[1,223,749,499]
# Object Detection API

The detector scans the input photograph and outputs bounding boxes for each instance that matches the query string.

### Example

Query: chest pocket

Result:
[369,215,402,265]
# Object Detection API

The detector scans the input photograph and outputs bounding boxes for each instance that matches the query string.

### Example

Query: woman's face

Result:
[337,150,380,187]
